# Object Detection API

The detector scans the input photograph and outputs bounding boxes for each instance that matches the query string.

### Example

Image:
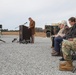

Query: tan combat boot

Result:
[59,61,67,66]
[59,61,74,71]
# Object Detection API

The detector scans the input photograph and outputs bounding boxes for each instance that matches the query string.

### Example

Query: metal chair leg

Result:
[0,39,6,43]
[72,67,76,73]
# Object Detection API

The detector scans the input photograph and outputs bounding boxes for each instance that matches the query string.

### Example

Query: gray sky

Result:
[0,0,76,30]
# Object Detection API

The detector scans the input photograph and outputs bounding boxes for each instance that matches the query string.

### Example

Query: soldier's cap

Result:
[59,20,67,26]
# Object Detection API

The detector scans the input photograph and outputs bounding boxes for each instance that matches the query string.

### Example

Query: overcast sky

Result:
[0,0,76,30]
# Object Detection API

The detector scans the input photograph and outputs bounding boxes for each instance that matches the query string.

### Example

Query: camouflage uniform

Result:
[62,38,76,60]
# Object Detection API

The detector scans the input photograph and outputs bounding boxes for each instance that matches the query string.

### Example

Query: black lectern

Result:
[19,25,32,42]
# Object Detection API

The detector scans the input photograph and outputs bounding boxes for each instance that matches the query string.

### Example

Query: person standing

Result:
[28,17,35,43]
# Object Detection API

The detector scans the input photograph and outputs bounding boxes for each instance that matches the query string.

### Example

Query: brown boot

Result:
[52,51,60,56]
[51,49,56,54]
[51,46,54,48]
[59,61,74,71]
[59,61,67,66]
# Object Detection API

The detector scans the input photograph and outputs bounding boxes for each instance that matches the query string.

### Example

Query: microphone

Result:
[15,22,28,29]
[24,22,27,24]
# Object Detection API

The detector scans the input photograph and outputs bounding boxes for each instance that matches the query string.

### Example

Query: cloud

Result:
[0,0,76,29]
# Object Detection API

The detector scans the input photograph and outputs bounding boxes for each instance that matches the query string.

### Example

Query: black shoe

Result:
[59,57,65,61]
[72,54,76,60]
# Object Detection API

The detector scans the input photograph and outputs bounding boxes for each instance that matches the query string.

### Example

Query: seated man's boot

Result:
[52,52,60,56]
[51,49,56,54]
[59,61,74,71]
[59,61,67,66]
[51,46,54,48]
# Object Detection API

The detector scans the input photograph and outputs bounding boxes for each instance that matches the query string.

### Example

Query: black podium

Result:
[19,25,32,43]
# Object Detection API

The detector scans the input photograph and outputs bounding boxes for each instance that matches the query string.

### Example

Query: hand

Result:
[68,38,73,41]
[55,35,58,37]
[55,35,60,37]
[60,34,65,37]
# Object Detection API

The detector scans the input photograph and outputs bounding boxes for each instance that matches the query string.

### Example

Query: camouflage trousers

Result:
[62,38,76,60]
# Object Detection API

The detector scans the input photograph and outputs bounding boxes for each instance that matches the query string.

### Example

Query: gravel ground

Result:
[0,35,76,75]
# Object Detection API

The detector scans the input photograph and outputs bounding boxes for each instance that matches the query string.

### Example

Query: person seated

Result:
[59,17,76,71]
[52,20,69,56]
[60,17,76,61]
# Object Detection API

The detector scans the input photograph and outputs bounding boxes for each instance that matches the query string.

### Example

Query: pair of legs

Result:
[52,36,63,56]
[62,39,76,60]
[59,38,76,71]
[31,35,34,43]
